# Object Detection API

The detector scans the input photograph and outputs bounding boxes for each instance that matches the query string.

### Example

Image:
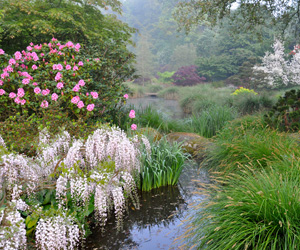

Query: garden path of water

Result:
[85,97,208,249]
[85,164,209,249]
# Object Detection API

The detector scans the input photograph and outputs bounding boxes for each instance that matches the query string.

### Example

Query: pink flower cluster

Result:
[53,64,64,71]
[129,110,135,119]
[0,39,130,114]
[90,92,98,99]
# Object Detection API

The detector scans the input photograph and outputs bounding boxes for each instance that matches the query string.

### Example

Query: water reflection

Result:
[85,164,208,250]
[127,97,184,119]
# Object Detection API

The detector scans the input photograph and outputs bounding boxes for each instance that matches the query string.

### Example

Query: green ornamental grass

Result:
[139,138,188,191]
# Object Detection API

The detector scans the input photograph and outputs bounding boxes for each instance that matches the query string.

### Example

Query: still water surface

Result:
[126,96,184,119]
[85,97,207,249]
[86,164,209,249]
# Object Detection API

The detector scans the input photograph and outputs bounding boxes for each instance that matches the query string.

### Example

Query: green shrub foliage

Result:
[265,89,300,131]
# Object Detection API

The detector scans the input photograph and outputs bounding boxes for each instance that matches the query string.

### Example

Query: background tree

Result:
[174,0,300,38]
[0,0,135,53]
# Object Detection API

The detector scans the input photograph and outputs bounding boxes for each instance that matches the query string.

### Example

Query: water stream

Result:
[85,97,209,249]
[85,164,210,249]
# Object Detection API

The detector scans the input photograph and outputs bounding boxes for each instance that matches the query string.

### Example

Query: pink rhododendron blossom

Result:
[91,92,98,99]
[53,64,63,71]
[0,80,3,85]
[17,88,25,98]
[0,49,5,55]
[20,99,26,105]
[14,97,21,104]
[87,59,89,62]
[51,93,59,101]
[75,43,81,50]
[31,52,39,61]
[52,37,57,42]
[42,89,50,96]
[71,96,80,104]
[0,89,5,95]
[9,58,16,65]
[32,82,38,86]
[86,92,89,96]
[73,85,80,92]
[14,51,22,60]
[27,46,32,51]
[66,65,71,70]
[78,80,85,86]
[123,94,128,99]
[41,100,49,108]
[6,65,13,72]
[21,72,31,78]
[9,92,16,98]
[32,65,38,70]
[22,78,30,85]
[87,104,95,111]
[78,61,83,66]
[1,72,9,79]
[55,72,62,81]
[66,41,74,48]
[73,66,79,71]
[77,101,84,109]
[34,87,41,94]
[129,110,135,119]
[131,124,137,130]
[56,82,64,89]
[21,64,26,69]
[41,53,44,57]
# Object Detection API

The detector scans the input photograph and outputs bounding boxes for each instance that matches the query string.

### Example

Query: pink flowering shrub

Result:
[0,39,130,122]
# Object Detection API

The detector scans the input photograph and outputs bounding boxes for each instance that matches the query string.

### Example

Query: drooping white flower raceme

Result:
[35,213,80,250]
[85,127,140,172]
[111,186,125,228]
[0,135,6,149]
[1,153,39,199]
[0,207,27,250]
[94,185,108,226]
[36,130,71,177]
[64,139,84,169]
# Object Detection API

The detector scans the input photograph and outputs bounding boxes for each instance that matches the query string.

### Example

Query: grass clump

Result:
[178,84,233,114]
[184,164,300,250]
[139,138,188,192]
[186,105,237,138]
[157,86,180,100]
[136,106,186,133]
[228,92,275,115]
[204,115,300,173]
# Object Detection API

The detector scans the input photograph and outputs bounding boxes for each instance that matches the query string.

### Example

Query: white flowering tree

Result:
[253,39,300,88]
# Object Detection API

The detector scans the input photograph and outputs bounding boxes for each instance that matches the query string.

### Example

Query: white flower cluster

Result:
[0,135,6,149]
[36,130,71,177]
[1,153,38,199]
[35,214,80,250]
[0,125,151,248]
[0,208,27,250]
[254,39,300,87]
[85,127,140,172]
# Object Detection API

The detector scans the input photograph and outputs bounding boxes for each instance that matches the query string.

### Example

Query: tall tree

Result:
[0,0,135,53]
[174,0,300,37]
[135,35,157,84]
